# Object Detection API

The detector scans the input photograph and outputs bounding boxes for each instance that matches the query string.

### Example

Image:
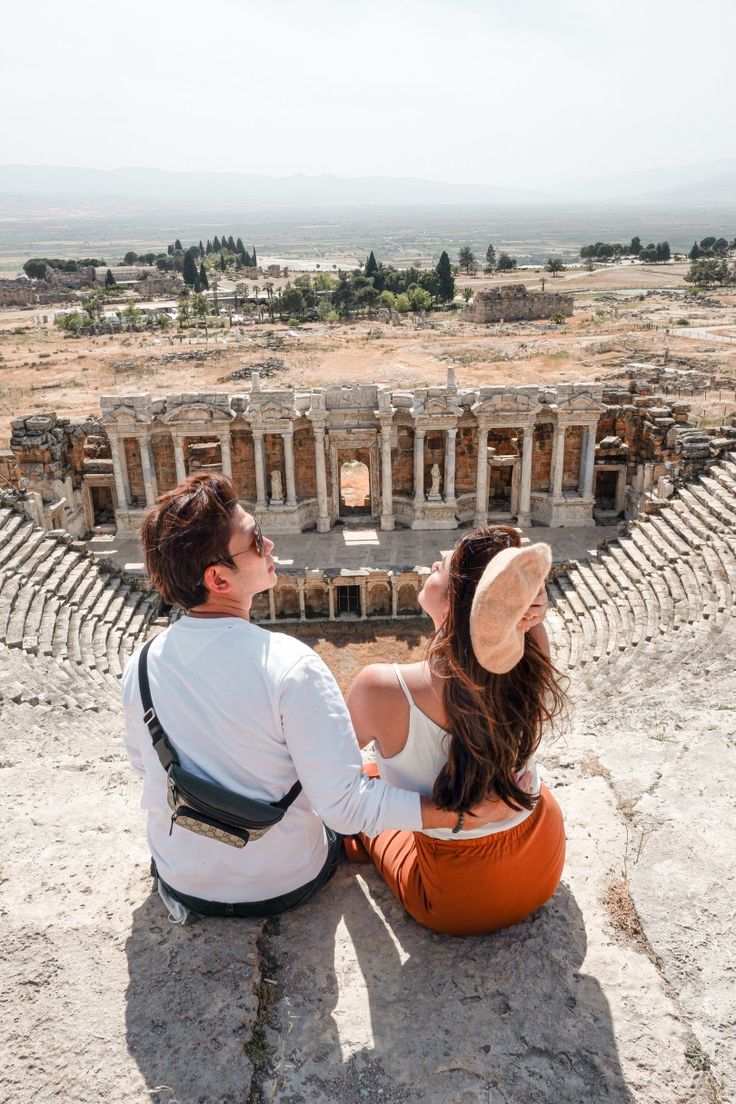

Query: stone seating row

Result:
[0,506,157,702]
[547,456,736,685]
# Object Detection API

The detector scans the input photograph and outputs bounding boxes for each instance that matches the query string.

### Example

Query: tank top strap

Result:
[392,663,415,709]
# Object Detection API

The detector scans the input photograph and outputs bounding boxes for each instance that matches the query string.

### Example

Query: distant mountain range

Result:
[0,158,735,209]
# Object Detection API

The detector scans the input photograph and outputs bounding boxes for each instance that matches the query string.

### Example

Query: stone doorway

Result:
[338,453,372,517]
[336,584,361,617]
[90,484,115,526]
[488,463,514,513]
[594,467,626,515]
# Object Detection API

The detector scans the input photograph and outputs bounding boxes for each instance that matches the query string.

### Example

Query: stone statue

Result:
[270,469,283,503]
[429,463,441,500]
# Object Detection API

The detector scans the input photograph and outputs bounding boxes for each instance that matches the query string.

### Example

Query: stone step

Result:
[670,554,705,624]
[51,600,72,660]
[549,579,584,671]
[15,534,61,582]
[22,585,52,650]
[29,542,69,589]
[39,593,61,655]
[606,545,658,643]
[646,514,691,561]
[588,558,637,653]
[0,518,37,569]
[0,575,22,640]
[5,582,36,649]
[0,511,27,554]
[709,463,736,498]
[687,481,736,530]
[662,502,705,550]
[699,476,736,523]
[565,567,608,662]
[628,524,670,570]
[1,525,48,576]
[575,561,623,656]
[65,560,99,609]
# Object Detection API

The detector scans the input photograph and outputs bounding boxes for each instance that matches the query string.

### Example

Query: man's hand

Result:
[466,770,538,824]
[517,584,548,633]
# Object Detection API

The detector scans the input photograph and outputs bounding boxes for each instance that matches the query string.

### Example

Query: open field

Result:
[2,263,736,442]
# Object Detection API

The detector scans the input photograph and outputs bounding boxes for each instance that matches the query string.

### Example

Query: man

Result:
[122,473,520,919]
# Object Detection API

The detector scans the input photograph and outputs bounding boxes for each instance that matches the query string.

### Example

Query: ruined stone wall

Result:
[231,431,257,501]
[532,423,553,491]
[152,434,177,494]
[123,438,145,503]
[455,425,478,495]
[464,285,574,323]
[393,426,414,495]
[293,428,317,500]
[563,426,585,490]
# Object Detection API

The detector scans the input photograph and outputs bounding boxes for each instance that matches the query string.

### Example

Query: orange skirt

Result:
[354,765,565,936]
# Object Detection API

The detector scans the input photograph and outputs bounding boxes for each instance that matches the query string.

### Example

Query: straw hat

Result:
[469,543,552,673]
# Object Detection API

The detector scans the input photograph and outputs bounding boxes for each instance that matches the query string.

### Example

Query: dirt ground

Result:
[1,262,736,443]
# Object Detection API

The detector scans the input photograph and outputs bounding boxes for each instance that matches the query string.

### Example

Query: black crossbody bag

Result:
[138,639,302,849]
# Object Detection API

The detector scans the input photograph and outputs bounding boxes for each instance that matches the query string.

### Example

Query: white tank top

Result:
[375,664,538,840]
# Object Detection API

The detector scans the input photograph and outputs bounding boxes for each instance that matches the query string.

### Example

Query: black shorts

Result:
[152,827,342,918]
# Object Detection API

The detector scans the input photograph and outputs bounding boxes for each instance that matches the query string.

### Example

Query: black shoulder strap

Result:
[137,638,302,812]
[138,638,179,770]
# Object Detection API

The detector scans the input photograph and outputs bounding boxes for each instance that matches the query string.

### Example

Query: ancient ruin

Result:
[464,283,574,323]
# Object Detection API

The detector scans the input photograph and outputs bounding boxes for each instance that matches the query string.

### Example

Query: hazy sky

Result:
[2,0,734,187]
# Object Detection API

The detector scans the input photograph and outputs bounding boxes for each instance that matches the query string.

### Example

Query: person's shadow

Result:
[272,867,634,1104]
[125,869,632,1104]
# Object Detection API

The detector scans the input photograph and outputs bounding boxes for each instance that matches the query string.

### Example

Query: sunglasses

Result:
[201,519,266,582]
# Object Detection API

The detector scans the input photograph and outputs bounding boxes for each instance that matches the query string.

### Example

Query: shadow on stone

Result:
[124,889,262,1104]
[273,867,633,1104]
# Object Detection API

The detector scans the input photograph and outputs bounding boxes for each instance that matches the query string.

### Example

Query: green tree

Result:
[206,240,213,255]
[656,241,671,262]
[713,238,729,256]
[545,257,565,276]
[435,251,455,302]
[174,239,183,251]
[123,251,138,265]
[331,272,355,317]
[280,285,306,319]
[409,286,432,312]
[638,243,659,263]
[394,292,411,313]
[198,263,209,290]
[379,289,396,310]
[182,248,199,287]
[365,250,378,278]
[213,236,221,253]
[700,236,716,253]
[23,259,49,279]
[264,281,275,322]
[496,252,517,271]
[684,258,734,286]
[458,246,477,274]
[484,244,496,274]
[122,299,141,331]
[177,293,191,330]
[104,268,116,288]
[629,236,642,256]
[689,241,701,261]
[462,287,473,304]
[236,237,245,254]
[357,285,380,317]
[55,310,86,335]
[191,291,211,338]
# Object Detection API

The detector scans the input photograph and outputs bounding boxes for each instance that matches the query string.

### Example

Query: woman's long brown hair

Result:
[428,525,568,814]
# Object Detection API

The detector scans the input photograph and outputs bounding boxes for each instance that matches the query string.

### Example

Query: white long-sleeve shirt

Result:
[121,615,421,902]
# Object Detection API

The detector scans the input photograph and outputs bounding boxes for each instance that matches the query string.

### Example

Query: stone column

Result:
[380,421,394,530]
[298,577,306,620]
[474,423,489,527]
[173,436,187,484]
[282,429,297,506]
[328,584,335,620]
[139,436,157,507]
[313,425,330,533]
[391,575,398,617]
[359,580,368,620]
[413,427,425,506]
[517,424,533,526]
[444,427,457,506]
[252,430,267,509]
[579,424,597,497]
[108,434,129,510]
[551,425,566,497]
[268,589,276,621]
[219,431,233,478]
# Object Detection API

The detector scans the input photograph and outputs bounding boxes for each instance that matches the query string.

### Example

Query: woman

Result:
[346,525,567,936]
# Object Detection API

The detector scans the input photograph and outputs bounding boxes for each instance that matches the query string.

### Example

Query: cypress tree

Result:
[435,251,455,302]
[252,245,257,266]
[243,250,252,268]
[236,237,245,254]
[105,268,116,288]
[227,235,236,252]
[174,238,183,251]
[689,241,701,261]
[199,240,205,257]
[199,263,209,290]
[219,254,227,272]
[183,248,199,287]
[213,236,221,253]
[206,239,213,255]
[365,250,378,277]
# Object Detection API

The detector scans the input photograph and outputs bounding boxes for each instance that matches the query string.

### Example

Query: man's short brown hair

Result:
[140,473,239,609]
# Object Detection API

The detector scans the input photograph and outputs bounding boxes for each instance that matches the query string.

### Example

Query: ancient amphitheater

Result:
[2,376,735,1103]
